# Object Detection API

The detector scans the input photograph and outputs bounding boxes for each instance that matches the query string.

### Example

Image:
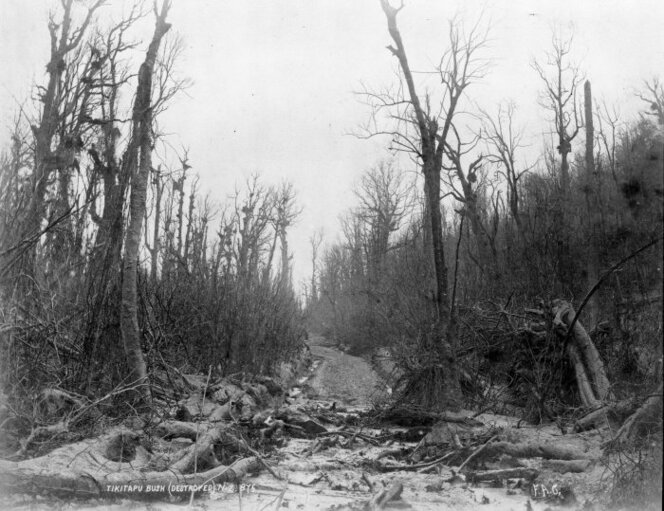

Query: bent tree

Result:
[377,1,487,410]
[120,1,172,400]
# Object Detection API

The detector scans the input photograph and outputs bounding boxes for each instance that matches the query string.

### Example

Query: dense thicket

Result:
[307,87,663,412]
[0,3,304,415]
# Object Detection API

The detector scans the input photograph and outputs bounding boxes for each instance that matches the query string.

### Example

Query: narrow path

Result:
[306,334,386,407]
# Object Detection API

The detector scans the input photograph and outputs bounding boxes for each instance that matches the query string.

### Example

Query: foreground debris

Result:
[0,339,660,510]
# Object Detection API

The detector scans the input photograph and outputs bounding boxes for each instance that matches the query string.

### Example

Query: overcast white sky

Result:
[1,0,663,290]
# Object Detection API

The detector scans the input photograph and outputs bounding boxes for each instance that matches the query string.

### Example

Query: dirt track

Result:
[306,335,386,407]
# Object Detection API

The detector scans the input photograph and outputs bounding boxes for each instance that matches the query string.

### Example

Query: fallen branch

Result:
[541,459,591,473]
[465,467,539,483]
[573,399,639,432]
[376,452,454,472]
[317,430,380,446]
[456,435,497,472]
[481,441,588,461]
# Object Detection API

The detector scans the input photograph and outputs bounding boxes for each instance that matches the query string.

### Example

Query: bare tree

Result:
[637,77,664,126]
[146,165,165,281]
[275,182,301,290]
[376,1,488,409]
[636,77,664,177]
[355,161,414,284]
[234,177,276,282]
[442,127,497,278]
[531,32,582,192]
[583,81,601,325]
[120,0,172,401]
[15,0,104,289]
[481,102,534,233]
[309,229,324,304]
[595,100,621,186]
[86,6,144,271]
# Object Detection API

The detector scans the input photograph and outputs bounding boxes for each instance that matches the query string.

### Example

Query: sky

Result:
[1,0,663,291]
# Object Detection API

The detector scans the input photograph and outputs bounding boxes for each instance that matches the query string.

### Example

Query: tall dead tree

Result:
[120,1,172,399]
[532,33,582,193]
[376,1,487,409]
[531,32,582,290]
[583,81,601,326]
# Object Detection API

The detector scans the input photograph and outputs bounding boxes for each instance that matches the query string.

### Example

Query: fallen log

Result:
[169,426,231,473]
[374,452,454,473]
[0,428,260,499]
[482,441,588,461]
[275,409,327,436]
[152,419,200,440]
[317,430,380,446]
[573,399,639,432]
[465,467,539,483]
[541,459,591,474]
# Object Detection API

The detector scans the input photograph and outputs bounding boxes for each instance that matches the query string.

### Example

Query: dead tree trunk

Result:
[584,80,601,326]
[379,0,464,410]
[552,300,612,406]
[279,224,291,289]
[120,1,172,401]
[149,167,164,281]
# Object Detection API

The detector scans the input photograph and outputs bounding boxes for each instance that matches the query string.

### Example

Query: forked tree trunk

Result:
[120,1,172,401]
[379,0,461,410]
